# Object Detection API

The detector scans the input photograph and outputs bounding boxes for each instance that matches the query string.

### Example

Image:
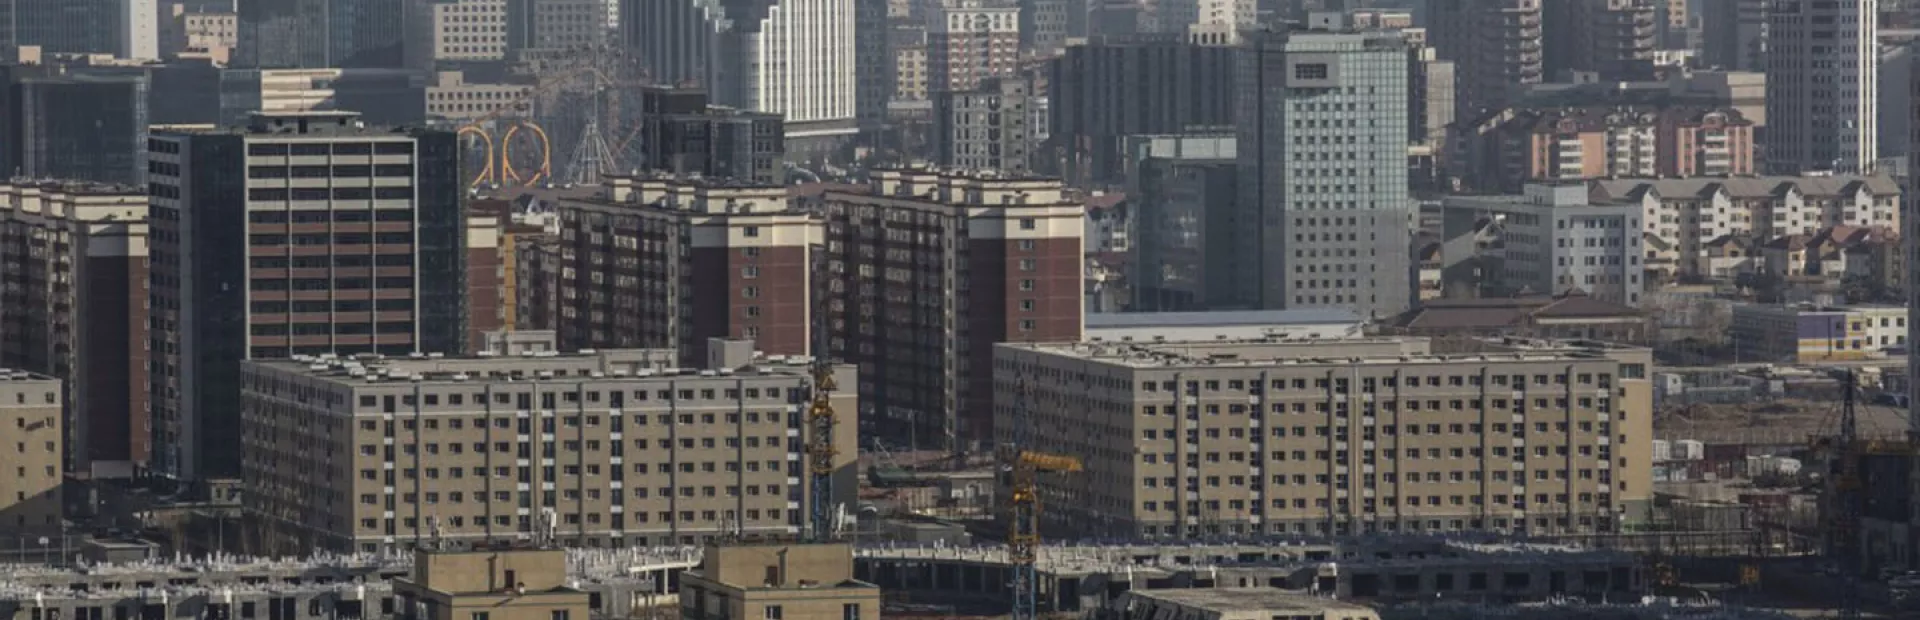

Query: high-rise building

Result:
[993,335,1654,538]
[1235,24,1413,319]
[1125,133,1238,312]
[433,0,508,61]
[1428,0,1543,117]
[218,68,428,127]
[147,111,468,482]
[236,0,432,68]
[1700,0,1766,72]
[636,87,787,184]
[821,168,1084,450]
[0,372,63,536]
[0,66,149,185]
[240,337,858,552]
[544,175,821,362]
[1766,0,1877,174]
[933,78,1034,172]
[506,0,613,53]
[1046,34,1237,185]
[624,0,856,146]
[927,0,1020,94]
[0,182,149,480]
[1543,0,1656,82]
[10,0,158,60]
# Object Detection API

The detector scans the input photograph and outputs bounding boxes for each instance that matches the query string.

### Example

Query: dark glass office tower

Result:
[0,66,149,185]
[236,0,426,68]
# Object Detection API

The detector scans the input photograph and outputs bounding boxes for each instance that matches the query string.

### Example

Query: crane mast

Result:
[805,247,838,543]
[1005,372,1082,620]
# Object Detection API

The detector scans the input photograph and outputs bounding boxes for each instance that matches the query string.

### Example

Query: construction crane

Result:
[805,251,839,543]
[1003,373,1082,620]
[1823,370,1863,620]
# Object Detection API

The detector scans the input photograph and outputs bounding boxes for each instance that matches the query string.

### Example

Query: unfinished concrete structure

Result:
[853,538,1643,614]
[0,548,685,620]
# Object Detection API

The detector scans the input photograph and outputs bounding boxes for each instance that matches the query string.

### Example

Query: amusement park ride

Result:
[455,47,648,190]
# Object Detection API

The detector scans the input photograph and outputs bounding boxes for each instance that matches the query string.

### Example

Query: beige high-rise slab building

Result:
[993,336,1653,539]
[241,337,859,554]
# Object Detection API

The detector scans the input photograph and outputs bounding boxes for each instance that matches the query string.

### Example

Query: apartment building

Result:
[0,371,62,536]
[240,337,860,554]
[1587,174,1901,279]
[821,168,1084,450]
[147,111,467,481]
[0,182,149,479]
[545,175,820,362]
[927,0,1020,94]
[1456,105,1756,191]
[680,542,880,620]
[1544,0,1656,82]
[993,336,1654,539]
[394,548,589,620]
[1429,0,1544,116]
[933,78,1034,173]
[1441,184,1646,307]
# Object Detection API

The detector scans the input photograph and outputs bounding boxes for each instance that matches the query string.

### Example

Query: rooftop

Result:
[1087,309,1363,329]
[0,367,57,383]
[246,347,826,386]
[1001,336,1637,369]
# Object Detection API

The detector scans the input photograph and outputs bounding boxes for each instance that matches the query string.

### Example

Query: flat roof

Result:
[1132,588,1373,613]
[1087,309,1362,328]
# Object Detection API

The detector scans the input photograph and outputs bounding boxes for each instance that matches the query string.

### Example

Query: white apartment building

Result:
[1442,184,1645,307]
[625,0,856,144]
[1766,0,1876,173]
[1587,175,1901,278]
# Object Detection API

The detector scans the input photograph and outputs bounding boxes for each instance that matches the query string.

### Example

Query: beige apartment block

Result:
[395,547,590,620]
[993,336,1652,539]
[0,371,64,535]
[679,542,880,620]
[240,338,859,554]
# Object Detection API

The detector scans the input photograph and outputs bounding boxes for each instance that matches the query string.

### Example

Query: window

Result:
[472,614,489,620]
[743,226,761,237]
[1019,218,1035,230]
[764,607,783,620]
[1018,258,1036,271]
[842,605,860,620]
[1294,63,1329,79]
[550,612,567,620]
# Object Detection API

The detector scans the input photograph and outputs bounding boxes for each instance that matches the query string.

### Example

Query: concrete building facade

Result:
[1701,0,1766,72]
[1046,35,1237,185]
[147,112,467,481]
[993,336,1655,539]
[0,182,150,479]
[433,0,508,61]
[680,542,880,620]
[1456,105,1756,192]
[927,0,1020,94]
[1765,0,1876,173]
[1235,25,1413,319]
[240,338,860,553]
[0,371,63,535]
[1441,185,1646,307]
[1429,0,1544,117]
[933,78,1034,173]
[1124,132,1239,311]
[1587,174,1901,279]
[821,168,1084,450]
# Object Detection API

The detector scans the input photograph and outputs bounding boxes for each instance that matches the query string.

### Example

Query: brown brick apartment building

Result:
[822,168,1084,450]
[545,175,822,363]
[0,182,150,479]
